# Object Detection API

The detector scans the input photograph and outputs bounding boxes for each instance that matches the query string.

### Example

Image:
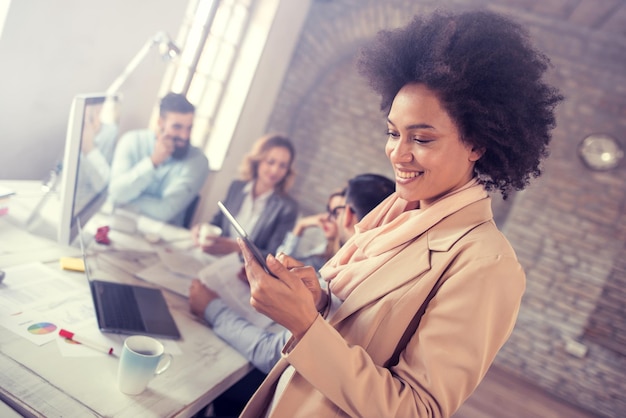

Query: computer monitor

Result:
[58,93,119,246]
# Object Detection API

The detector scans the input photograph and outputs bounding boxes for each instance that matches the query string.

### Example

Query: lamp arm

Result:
[101,31,177,124]
[105,37,157,96]
[102,33,162,124]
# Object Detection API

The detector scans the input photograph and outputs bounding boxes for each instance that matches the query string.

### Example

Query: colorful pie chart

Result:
[27,322,57,335]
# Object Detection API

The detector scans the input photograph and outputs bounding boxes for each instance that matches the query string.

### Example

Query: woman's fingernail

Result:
[267,253,278,265]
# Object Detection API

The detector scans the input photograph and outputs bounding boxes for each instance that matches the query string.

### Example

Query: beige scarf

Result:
[319,178,489,300]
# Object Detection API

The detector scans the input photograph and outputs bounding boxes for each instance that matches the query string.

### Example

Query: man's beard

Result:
[172,139,190,159]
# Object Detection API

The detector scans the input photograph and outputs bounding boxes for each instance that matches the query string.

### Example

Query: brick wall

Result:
[264,0,626,416]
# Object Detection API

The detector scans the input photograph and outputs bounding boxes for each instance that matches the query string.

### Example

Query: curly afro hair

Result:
[357,10,563,198]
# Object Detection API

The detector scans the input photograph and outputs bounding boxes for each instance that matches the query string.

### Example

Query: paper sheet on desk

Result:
[157,247,217,278]
[135,263,194,296]
[107,230,154,252]
[0,263,87,314]
[99,248,159,266]
[0,263,95,345]
[134,248,217,295]
[137,216,193,243]
[198,253,273,329]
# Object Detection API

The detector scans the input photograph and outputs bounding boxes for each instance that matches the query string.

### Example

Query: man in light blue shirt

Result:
[107,93,209,226]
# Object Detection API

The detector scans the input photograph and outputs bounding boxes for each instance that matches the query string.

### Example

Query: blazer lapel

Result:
[329,198,493,326]
[240,357,290,417]
[249,193,279,241]
[223,182,246,218]
[329,239,430,325]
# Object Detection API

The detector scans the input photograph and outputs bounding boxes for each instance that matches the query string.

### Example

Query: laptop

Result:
[77,221,181,339]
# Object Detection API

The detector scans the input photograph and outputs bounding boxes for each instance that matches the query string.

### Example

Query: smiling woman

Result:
[191,133,299,257]
[235,9,563,418]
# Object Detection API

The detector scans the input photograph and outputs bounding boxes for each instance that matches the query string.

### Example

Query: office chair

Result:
[183,195,200,229]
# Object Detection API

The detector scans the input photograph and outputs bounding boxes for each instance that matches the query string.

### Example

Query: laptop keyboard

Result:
[96,282,145,331]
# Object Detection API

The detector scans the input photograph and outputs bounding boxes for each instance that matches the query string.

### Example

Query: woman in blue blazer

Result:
[196,134,298,256]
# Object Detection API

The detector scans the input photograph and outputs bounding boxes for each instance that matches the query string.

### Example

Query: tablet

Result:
[217,201,276,277]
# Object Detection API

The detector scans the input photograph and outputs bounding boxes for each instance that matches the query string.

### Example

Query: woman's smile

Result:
[394,169,423,182]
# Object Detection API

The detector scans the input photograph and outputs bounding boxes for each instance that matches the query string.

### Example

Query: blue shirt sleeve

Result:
[204,299,290,374]
[276,231,300,256]
[108,130,209,225]
[130,148,209,224]
[108,130,158,203]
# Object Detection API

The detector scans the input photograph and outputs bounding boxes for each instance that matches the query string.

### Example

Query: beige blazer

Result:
[240,198,525,418]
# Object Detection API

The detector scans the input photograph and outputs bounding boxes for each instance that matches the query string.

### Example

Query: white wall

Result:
[0,0,10,41]
[0,0,186,180]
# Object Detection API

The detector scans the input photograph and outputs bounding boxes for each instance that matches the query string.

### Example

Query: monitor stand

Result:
[4,177,61,243]
[25,169,60,230]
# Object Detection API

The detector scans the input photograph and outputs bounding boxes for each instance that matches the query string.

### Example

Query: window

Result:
[159,0,255,170]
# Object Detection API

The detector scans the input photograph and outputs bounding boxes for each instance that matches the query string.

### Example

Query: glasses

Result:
[327,205,346,221]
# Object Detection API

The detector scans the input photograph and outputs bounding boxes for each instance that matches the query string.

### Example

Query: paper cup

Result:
[199,223,222,246]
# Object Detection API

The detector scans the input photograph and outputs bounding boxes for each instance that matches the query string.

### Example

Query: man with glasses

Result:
[189,173,394,416]
[107,92,209,226]
[276,173,396,272]
[275,189,346,271]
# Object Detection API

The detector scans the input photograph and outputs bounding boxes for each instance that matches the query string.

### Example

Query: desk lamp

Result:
[101,31,181,123]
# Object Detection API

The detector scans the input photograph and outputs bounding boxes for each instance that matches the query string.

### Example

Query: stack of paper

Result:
[134,248,216,296]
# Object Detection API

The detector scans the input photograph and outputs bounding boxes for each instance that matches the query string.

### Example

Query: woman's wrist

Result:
[316,290,327,312]
[292,310,318,341]
[316,286,331,317]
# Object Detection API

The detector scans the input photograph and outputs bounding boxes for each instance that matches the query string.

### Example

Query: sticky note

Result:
[59,257,85,272]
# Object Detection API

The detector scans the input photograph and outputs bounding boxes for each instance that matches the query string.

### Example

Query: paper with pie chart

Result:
[2,313,60,345]
[0,262,95,345]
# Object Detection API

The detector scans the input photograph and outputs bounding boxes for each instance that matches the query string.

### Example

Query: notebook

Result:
[77,221,181,339]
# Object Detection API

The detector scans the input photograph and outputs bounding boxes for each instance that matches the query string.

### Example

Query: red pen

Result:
[59,329,115,356]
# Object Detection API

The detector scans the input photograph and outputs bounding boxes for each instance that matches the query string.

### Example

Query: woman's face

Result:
[256,146,292,190]
[385,83,482,208]
[321,194,345,239]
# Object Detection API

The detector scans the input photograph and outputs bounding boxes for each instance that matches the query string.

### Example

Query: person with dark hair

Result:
[335,173,395,245]
[188,173,393,416]
[107,92,209,226]
[192,133,298,256]
[345,174,396,220]
[237,10,562,417]
[275,188,346,271]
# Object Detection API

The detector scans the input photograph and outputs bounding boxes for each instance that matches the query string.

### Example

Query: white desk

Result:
[0,181,251,418]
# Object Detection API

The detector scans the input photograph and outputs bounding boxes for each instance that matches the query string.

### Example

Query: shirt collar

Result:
[243,180,274,203]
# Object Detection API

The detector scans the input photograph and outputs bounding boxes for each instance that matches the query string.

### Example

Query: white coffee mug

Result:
[199,223,222,246]
[117,335,172,395]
